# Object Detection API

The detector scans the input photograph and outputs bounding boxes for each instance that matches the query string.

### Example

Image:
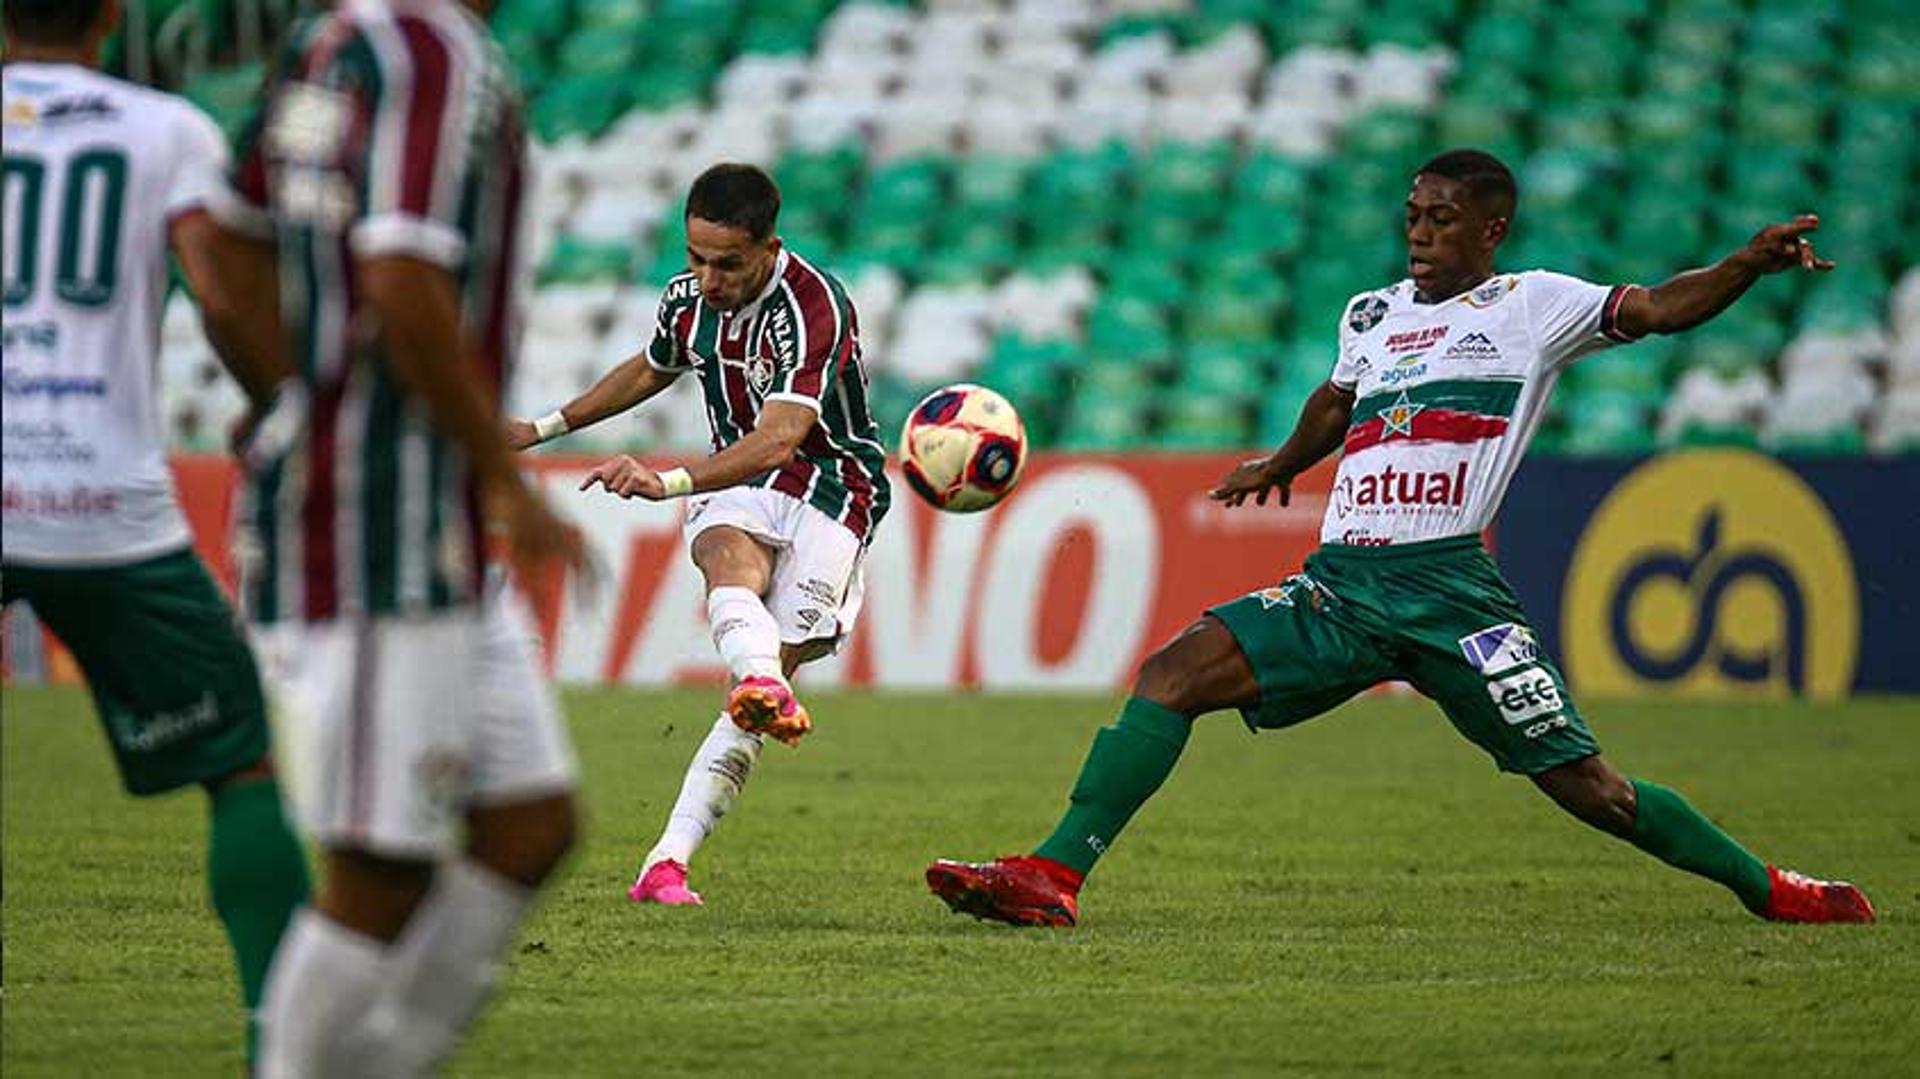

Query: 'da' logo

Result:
[1564,451,1858,700]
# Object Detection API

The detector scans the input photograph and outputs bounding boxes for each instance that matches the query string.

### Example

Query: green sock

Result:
[1629,779,1772,913]
[207,778,312,1063]
[1034,698,1193,875]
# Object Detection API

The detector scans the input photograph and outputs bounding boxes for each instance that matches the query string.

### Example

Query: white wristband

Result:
[659,466,694,498]
[532,410,570,442]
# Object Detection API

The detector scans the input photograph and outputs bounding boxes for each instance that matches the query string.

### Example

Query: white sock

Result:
[364,859,534,1077]
[707,585,783,682]
[257,908,391,1079]
[645,713,764,868]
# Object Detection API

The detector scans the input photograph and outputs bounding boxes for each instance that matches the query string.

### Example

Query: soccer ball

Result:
[898,383,1028,513]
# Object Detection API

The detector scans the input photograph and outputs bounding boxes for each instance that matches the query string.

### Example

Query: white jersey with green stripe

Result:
[646,248,891,542]
[1321,270,1637,547]
[2,63,229,566]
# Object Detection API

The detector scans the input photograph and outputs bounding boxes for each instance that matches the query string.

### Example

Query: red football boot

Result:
[1763,866,1876,923]
[925,855,1082,927]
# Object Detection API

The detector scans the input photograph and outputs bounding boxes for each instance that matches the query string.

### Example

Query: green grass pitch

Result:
[4,686,1917,1076]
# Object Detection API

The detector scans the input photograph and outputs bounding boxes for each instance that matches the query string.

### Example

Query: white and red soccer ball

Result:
[899,383,1027,513]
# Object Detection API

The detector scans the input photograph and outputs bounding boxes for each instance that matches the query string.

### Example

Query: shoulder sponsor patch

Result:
[1458,621,1540,675]
[1462,276,1517,308]
[1347,295,1389,334]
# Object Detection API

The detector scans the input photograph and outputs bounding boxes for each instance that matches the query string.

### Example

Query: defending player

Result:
[1,0,310,1060]
[206,1,591,1072]
[509,163,891,906]
[927,150,1875,927]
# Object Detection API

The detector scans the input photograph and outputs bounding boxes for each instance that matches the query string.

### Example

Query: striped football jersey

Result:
[212,0,527,623]
[647,248,890,541]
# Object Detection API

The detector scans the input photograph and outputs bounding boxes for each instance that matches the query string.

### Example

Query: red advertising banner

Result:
[154,453,1337,690]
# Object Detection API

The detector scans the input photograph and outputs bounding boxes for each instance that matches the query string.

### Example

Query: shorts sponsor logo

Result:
[1458,622,1540,675]
[795,607,823,632]
[796,577,839,605]
[1523,715,1570,740]
[1487,666,1563,725]
[115,692,221,752]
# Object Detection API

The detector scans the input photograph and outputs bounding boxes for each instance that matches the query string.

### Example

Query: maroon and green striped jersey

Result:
[1321,271,1638,547]
[212,0,526,624]
[647,249,891,541]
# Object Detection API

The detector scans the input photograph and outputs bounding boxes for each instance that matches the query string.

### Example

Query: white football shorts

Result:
[680,486,866,647]
[254,577,577,858]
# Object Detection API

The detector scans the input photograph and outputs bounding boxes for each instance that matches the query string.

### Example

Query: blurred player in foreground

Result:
[928,149,1874,928]
[510,163,891,906]
[207,0,590,1072]
[1,0,309,1060]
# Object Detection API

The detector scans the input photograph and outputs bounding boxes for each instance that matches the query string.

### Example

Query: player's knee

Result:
[467,794,578,888]
[1133,646,1202,714]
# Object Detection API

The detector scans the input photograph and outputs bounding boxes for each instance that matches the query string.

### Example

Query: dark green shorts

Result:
[3,548,269,795]
[1207,536,1599,775]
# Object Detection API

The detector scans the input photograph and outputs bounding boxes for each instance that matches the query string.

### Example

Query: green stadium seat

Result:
[1058,388,1150,451]
[1157,392,1253,449]
[1558,392,1656,455]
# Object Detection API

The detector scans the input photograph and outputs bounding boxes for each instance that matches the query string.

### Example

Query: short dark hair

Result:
[1415,149,1518,219]
[4,0,109,44]
[685,163,781,242]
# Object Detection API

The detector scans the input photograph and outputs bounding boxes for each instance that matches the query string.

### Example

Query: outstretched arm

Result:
[579,400,816,501]
[171,212,292,406]
[1210,380,1356,508]
[508,351,681,450]
[1614,213,1834,338]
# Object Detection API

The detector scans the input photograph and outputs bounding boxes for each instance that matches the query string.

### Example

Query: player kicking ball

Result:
[928,150,1874,928]
[510,164,890,906]
[1,0,311,1062]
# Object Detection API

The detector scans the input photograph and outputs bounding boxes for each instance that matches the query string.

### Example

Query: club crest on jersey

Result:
[1443,332,1500,362]
[1457,622,1540,675]
[746,354,775,394]
[1347,295,1388,333]
[1376,389,1425,437]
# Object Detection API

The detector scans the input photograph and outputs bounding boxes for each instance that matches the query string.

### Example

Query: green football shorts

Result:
[1207,535,1599,775]
[3,548,270,795]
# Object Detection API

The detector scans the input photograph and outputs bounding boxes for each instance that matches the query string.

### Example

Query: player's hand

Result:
[1739,214,1835,275]
[230,381,308,473]
[578,454,667,500]
[505,417,540,451]
[1210,456,1292,508]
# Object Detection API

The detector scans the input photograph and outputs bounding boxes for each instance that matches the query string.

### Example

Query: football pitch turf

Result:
[4,687,1917,1076]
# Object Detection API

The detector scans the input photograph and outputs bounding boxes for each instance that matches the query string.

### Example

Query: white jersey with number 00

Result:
[2,62,230,566]
[1320,270,1639,547]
